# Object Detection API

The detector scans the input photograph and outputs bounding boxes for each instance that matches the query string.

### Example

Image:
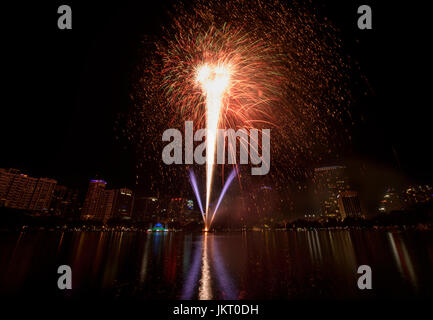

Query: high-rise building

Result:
[0,168,56,212]
[101,189,115,223]
[51,185,68,215]
[111,188,134,219]
[378,188,404,213]
[81,180,134,223]
[1,170,37,209]
[313,165,351,219]
[337,191,363,219]
[133,196,159,222]
[28,177,57,212]
[0,168,14,206]
[255,186,274,214]
[50,185,81,218]
[81,179,107,220]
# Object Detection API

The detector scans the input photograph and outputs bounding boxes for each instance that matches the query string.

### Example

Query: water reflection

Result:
[387,232,418,289]
[211,235,237,299]
[0,230,431,299]
[198,233,212,300]
[139,234,150,285]
[181,237,202,299]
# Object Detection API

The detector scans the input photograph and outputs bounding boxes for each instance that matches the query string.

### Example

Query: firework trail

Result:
[195,63,231,221]
[189,168,204,217]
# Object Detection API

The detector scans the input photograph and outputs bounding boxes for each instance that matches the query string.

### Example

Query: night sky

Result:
[1,0,431,194]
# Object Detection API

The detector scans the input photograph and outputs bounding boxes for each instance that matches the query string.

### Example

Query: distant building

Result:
[81,180,134,223]
[28,177,57,211]
[378,188,404,213]
[133,196,159,222]
[167,197,188,222]
[50,185,80,218]
[255,185,276,217]
[5,174,37,210]
[0,168,16,206]
[378,185,433,214]
[81,179,108,221]
[51,185,68,215]
[313,165,351,219]
[337,191,363,219]
[402,185,433,206]
[111,188,134,219]
[0,168,56,212]
[101,189,115,223]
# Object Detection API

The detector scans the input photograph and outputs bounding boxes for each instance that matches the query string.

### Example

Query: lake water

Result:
[0,230,432,299]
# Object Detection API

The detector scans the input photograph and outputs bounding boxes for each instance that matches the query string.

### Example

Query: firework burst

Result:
[121,0,355,225]
[159,24,286,131]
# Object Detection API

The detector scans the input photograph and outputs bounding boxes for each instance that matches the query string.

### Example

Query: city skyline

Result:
[1,165,431,225]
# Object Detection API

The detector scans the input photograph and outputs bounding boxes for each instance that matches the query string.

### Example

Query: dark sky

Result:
[1,0,431,191]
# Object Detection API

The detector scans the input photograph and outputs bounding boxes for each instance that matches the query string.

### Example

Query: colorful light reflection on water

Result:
[0,230,432,299]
